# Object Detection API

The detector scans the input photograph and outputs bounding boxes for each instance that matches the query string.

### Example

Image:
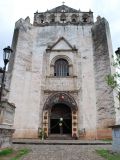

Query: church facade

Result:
[8,4,115,139]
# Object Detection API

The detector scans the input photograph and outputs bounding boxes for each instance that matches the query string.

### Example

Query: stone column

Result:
[72,110,78,138]
[42,110,48,137]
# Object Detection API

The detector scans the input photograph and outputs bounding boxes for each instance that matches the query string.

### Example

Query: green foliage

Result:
[38,128,47,139]
[106,75,118,89]
[106,54,120,105]
[101,139,112,142]
[96,149,120,160]
[0,148,13,156]
[10,148,29,160]
[0,148,29,160]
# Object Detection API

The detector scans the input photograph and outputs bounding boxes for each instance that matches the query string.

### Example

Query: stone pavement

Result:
[13,144,111,160]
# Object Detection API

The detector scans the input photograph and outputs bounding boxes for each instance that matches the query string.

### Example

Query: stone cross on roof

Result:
[62,1,65,5]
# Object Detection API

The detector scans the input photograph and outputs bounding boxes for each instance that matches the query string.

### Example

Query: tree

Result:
[106,48,120,109]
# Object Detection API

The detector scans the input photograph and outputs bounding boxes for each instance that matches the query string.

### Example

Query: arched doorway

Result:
[50,103,72,134]
[43,92,78,138]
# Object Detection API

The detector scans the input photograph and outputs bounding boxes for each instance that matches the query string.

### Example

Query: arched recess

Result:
[71,14,78,23]
[39,14,45,23]
[82,14,89,23]
[50,55,73,76]
[42,92,78,138]
[49,14,55,22]
[60,13,66,23]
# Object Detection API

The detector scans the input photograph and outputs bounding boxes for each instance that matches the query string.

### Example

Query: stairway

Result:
[47,134,73,140]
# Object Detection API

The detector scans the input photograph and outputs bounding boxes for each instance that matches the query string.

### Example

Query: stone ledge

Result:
[46,75,77,78]
[109,125,120,128]
[0,124,14,129]
[43,90,80,94]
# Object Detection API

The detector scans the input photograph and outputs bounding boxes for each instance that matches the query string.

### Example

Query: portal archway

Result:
[43,92,78,138]
[50,103,72,134]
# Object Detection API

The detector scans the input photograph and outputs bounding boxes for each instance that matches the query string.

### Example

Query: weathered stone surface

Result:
[0,124,14,148]
[0,101,15,125]
[92,17,115,138]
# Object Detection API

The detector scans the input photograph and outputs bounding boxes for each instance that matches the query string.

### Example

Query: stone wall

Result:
[92,17,115,139]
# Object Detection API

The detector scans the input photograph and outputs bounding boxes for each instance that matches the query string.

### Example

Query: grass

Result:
[101,139,112,142]
[96,149,120,160]
[0,148,30,160]
[0,148,13,156]
[10,148,29,160]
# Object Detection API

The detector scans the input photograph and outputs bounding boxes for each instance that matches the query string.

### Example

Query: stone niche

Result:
[0,100,15,149]
[111,125,120,153]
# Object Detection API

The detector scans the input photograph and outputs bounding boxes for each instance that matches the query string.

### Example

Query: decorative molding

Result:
[46,37,78,52]
[50,54,73,66]
[46,75,77,78]
[43,90,79,94]
[43,92,78,111]
[46,5,79,13]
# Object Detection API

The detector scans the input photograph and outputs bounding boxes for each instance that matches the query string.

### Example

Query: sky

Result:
[0,0,120,66]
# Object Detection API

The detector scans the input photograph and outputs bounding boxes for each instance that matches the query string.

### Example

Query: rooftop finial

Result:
[62,1,65,5]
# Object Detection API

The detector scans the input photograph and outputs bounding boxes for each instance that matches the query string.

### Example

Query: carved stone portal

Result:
[43,92,78,138]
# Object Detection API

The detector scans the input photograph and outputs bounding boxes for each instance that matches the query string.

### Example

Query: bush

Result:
[38,128,47,139]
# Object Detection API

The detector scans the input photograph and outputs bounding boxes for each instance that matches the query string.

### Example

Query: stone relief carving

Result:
[43,92,78,111]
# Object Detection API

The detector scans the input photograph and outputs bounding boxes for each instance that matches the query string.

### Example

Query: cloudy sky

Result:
[0,0,120,66]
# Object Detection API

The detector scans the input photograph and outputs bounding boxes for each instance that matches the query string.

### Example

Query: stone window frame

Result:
[50,55,73,77]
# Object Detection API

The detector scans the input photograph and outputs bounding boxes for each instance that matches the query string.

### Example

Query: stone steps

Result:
[12,139,112,145]
[47,134,73,140]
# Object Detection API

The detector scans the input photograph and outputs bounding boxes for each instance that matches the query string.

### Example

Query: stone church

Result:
[7,4,115,139]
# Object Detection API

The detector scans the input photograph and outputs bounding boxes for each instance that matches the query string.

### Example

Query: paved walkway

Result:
[13,144,111,160]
